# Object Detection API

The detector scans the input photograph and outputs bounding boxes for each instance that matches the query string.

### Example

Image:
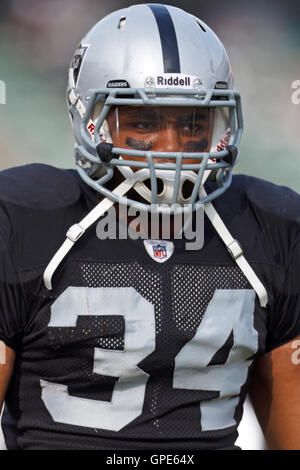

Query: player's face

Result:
[107,106,213,164]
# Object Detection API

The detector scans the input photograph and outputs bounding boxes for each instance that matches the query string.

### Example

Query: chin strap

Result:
[44,165,206,290]
[43,178,268,308]
[43,178,133,290]
[200,187,268,308]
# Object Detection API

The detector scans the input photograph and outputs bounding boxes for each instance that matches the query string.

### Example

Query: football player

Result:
[0,4,300,450]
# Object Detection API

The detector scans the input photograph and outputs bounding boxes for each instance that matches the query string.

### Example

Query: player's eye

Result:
[135,121,155,131]
[128,119,161,133]
[180,121,205,136]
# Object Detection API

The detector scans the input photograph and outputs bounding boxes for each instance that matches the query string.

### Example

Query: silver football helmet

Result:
[67,3,243,214]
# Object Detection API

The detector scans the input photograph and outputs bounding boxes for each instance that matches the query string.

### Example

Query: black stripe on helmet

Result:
[148,4,181,73]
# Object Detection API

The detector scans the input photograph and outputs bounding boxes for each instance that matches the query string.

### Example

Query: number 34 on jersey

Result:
[41,286,258,432]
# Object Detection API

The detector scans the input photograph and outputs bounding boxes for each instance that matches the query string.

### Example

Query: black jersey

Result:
[0,164,300,450]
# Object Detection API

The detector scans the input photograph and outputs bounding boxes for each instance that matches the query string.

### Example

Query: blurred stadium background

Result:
[0,0,299,450]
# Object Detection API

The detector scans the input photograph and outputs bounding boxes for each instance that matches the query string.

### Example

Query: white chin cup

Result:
[117,164,211,206]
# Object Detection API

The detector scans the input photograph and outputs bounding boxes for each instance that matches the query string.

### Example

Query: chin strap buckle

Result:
[66,224,85,242]
[43,178,135,291]
[227,239,243,260]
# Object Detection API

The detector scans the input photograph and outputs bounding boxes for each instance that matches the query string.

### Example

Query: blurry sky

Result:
[0,0,299,192]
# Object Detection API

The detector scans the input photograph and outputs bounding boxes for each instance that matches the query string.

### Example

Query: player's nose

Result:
[163,126,181,152]
[152,128,182,162]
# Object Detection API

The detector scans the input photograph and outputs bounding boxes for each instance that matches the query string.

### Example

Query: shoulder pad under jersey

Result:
[0,164,81,210]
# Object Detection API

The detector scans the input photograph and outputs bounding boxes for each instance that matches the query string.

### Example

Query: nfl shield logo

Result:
[153,244,167,260]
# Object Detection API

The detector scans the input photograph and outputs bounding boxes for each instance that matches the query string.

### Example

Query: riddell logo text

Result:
[157,76,191,86]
